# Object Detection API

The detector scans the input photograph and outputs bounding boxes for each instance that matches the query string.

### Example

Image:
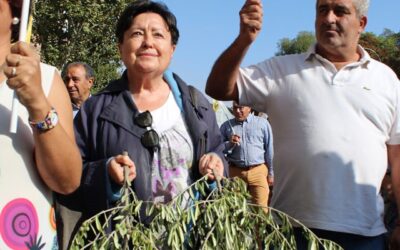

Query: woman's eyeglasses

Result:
[134,111,160,149]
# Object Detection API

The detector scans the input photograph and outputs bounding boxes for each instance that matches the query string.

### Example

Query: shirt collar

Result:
[72,94,92,110]
[305,43,371,67]
[235,113,254,124]
[98,70,184,112]
[72,102,80,111]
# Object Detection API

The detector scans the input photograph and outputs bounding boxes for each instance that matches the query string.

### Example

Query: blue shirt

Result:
[220,113,273,176]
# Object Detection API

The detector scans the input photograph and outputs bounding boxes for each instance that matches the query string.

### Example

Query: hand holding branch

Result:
[108,153,136,186]
[199,153,224,181]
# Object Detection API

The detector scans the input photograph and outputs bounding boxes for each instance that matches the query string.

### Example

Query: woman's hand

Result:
[108,154,136,185]
[4,42,47,114]
[199,153,224,181]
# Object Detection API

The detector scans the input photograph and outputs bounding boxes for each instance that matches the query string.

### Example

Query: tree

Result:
[33,0,132,92]
[275,31,315,56]
[359,30,400,78]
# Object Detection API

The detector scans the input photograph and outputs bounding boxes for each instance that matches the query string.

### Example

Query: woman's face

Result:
[118,12,176,76]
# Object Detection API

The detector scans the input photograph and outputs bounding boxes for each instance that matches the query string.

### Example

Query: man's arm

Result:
[388,144,400,249]
[205,0,263,101]
[262,118,274,176]
[220,121,234,155]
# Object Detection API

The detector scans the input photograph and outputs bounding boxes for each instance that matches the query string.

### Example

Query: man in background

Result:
[62,62,95,117]
[220,101,273,212]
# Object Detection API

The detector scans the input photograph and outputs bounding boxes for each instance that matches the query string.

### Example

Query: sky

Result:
[159,0,400,93]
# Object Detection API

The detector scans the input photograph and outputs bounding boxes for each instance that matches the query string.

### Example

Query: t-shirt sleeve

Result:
[387,80,400,145]
[237,60,273,113]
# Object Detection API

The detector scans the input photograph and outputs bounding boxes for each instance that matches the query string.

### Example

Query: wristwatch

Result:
[29,107,59,132]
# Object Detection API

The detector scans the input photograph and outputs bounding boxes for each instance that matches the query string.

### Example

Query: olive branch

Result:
[71,176,343,250]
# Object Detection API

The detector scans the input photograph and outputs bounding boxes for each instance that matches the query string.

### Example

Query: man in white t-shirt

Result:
[205,0,400,249]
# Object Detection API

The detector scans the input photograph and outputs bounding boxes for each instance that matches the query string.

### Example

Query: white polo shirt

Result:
[238,45,400,236]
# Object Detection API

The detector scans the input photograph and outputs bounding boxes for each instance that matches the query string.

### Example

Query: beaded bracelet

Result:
[29,107,59,132]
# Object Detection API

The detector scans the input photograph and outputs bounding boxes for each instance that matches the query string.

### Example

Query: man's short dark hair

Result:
[62,62,95,80]
[115,0,179,45]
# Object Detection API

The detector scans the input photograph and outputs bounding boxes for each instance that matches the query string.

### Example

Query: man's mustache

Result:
[321,24,341,33]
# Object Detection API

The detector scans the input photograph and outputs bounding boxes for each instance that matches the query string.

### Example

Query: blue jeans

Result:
[293,228,386,250]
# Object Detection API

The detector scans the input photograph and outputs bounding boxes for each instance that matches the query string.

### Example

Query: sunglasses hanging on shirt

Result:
[134,111,160,149]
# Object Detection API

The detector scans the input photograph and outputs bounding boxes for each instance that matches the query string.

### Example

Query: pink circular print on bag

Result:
[0,198,39,250]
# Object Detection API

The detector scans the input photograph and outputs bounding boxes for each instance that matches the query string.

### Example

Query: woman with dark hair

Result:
[58,0,227,248]
[0,0,82,249]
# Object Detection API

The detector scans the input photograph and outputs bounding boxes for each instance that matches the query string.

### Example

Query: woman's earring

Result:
[12,17,20,25]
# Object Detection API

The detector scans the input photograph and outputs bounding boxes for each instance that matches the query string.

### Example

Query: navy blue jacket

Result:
[77,72,227,214]
[56,72,227,248]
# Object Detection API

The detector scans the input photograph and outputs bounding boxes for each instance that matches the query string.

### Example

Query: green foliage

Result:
[32,0,132,92]
[359,30,400,78]
[71,177,343,250]
[276,31,316,56]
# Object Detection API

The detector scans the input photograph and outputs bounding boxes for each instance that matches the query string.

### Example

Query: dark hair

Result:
[116,0,179,45]
[8,0,23,42]
[62,62,95,81]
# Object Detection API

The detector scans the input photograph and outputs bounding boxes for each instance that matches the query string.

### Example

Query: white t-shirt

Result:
[145,93,194,206]
[238,45,400,236]
[0,63,58,249]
